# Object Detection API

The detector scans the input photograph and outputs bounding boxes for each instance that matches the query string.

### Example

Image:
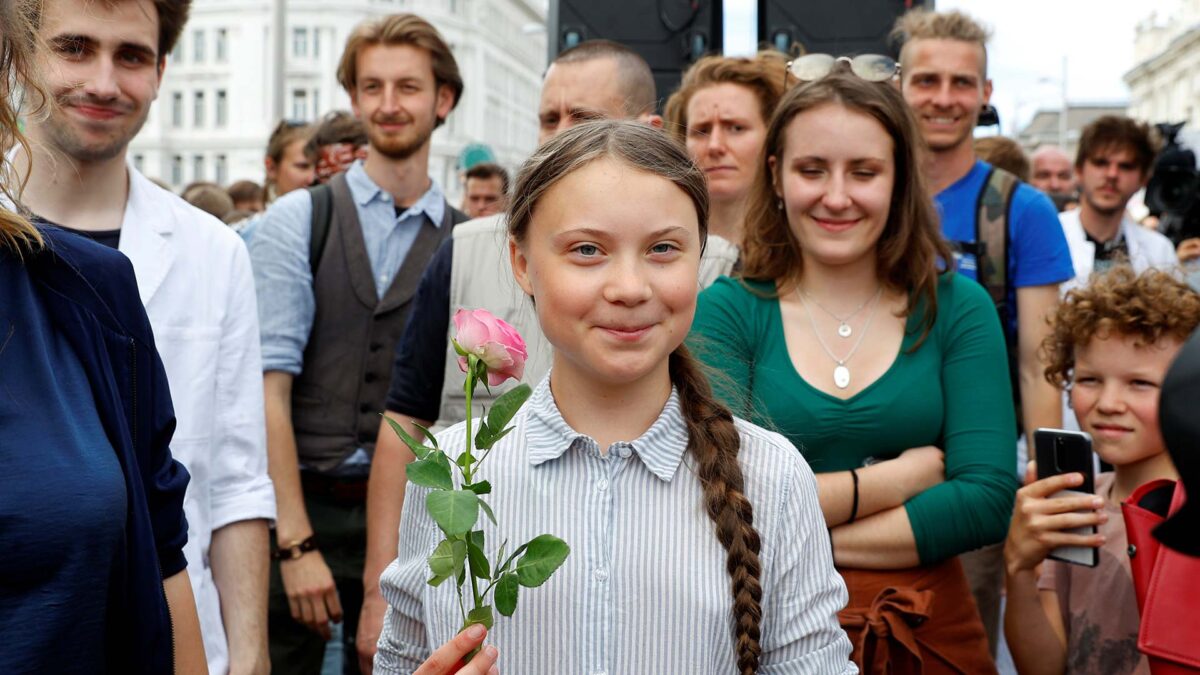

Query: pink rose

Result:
[454,308,528,386]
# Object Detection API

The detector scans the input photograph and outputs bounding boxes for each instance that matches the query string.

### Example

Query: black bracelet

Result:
[272,535,318,561]
[848,469,860,524]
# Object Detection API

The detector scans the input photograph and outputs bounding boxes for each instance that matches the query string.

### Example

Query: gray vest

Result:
[293,173,462,472]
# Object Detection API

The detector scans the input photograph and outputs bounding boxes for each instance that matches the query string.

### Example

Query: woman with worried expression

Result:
[373,121,855,674]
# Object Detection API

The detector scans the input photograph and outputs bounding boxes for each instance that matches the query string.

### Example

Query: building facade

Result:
[1126,0,1200,146]
[130,0,546,199]
[1015,104,1129,159]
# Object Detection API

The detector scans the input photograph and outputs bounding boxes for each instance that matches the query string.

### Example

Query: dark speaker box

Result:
[759,0,934,58]
[547,0,723,110]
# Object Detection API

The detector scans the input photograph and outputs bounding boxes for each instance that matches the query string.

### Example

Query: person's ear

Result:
[435,83,455,124]
[510,237,534,297]
[768,155,783,200]
[982,78,993,105]
[640,112,664,129]
[264,157,278,181]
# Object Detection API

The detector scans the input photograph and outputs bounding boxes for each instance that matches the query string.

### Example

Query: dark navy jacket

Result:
[5,226,190,673]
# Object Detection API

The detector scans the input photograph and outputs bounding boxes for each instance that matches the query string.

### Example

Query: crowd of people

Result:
[2,0,1199,674]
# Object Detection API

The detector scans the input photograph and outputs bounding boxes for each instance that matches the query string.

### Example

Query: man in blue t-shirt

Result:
[894,9,1074,438]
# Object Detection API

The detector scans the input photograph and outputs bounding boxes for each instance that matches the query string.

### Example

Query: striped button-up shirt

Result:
[376,376,856,674]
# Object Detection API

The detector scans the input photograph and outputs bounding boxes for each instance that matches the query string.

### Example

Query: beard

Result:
[41,93,148,163]
[365,104,439,160]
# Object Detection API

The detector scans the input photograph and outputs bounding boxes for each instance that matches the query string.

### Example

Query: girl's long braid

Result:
[669,346,763,674]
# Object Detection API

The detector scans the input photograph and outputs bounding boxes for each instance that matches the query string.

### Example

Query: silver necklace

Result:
[801,286,883,338]
[797,287,883,389]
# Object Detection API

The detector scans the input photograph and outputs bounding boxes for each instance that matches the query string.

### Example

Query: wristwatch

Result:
[272,535,318,561]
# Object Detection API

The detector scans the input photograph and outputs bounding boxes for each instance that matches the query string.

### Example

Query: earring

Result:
[776,199,784,211]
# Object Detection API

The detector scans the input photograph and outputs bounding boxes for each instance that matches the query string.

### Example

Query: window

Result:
[171,155,183,185]
[192,29,205,62]
[216,154,228,186]
[171,92,183,127]
[292,27,308,58]
[193,90,205,127]
[216,90,228,127]
[171,41,183,64]
[291,89,308,121]
[133,154,144,172]
[193,154,205,181]
[216,28,228,62]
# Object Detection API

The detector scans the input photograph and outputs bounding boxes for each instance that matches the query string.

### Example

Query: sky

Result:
[723,0,1182,135]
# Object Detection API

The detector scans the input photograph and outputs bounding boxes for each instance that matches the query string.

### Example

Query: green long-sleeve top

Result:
[690,272,1019,565]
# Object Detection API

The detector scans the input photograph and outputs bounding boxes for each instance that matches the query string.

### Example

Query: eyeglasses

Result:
[786,54,900,84]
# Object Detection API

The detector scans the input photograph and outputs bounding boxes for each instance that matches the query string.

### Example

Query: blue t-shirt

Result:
[1,259,127,673]
[935,160,1074,337]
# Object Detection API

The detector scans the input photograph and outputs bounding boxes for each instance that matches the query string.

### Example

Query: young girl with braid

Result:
[374,120,855,674]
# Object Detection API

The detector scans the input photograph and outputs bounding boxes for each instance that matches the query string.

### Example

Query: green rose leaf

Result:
[476,425,515,451]
[464,480,492,495]
[473,419,493,450]
[466,605,494,630]
[497,542,529,576]
[427,572,450,587]
[427,538,467,579]
[487,384,532,434]
[478,497,497,526]
[467,530,490,579]
[405,457,453,491]
[383,416,435,460]
[495,573,520,616]
[414,422,439,449]
[456,450,475,470]
[514,535,570,588]
[426,490,479,536]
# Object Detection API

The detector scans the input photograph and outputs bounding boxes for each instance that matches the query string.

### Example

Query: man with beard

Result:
[1060,116,1177,292]
[246,13,467,674]
[14,0,274,672]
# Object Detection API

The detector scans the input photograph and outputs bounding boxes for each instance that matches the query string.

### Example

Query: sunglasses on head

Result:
[786,53,901,84]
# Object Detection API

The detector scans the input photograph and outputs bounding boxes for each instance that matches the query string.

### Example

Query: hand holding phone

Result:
[1031,429,1101,567]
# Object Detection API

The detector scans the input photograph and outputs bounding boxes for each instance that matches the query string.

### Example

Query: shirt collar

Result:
[345,159,446,226]
[525,375,691,482]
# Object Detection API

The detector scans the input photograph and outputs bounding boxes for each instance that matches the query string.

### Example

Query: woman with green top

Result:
[690,67,1016,673]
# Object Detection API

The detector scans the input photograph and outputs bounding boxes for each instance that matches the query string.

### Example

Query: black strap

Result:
[308,182,334,275]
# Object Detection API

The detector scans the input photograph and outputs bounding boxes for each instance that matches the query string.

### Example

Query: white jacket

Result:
[120,167,276,675]
[1059,208,1179,294]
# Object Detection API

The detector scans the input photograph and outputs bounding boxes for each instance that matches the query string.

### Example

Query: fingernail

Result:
[484,645,499,659]
[467,623,486,639]
[1092,497,1103,508]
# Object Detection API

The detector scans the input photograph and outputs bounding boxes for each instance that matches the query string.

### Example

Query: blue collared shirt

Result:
[376,375,857,674]
[248,160,446,375]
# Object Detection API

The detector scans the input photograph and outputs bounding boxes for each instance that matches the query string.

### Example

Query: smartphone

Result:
[1034,428,1099,567]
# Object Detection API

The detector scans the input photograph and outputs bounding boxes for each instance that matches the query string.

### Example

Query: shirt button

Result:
[594,567,608,581]
[616,445,632,459]
[595,478,608,492]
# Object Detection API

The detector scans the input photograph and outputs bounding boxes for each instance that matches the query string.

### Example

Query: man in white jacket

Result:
[1060,115,1178,293]
[14,0,276,672]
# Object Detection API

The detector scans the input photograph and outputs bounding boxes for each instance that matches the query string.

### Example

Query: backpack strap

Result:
[308,182,334,275]
[974,166,1019,313]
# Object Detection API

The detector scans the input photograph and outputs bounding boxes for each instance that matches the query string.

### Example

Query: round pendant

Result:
[837,323,852,338]
[834,365,851,389]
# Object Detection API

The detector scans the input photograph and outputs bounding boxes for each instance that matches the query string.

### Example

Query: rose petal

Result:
[454,310,490,353]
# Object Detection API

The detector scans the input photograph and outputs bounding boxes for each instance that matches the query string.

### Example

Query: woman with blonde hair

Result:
[692,68,1016,672]
[0,1,205,671]
[665,51,794,282]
